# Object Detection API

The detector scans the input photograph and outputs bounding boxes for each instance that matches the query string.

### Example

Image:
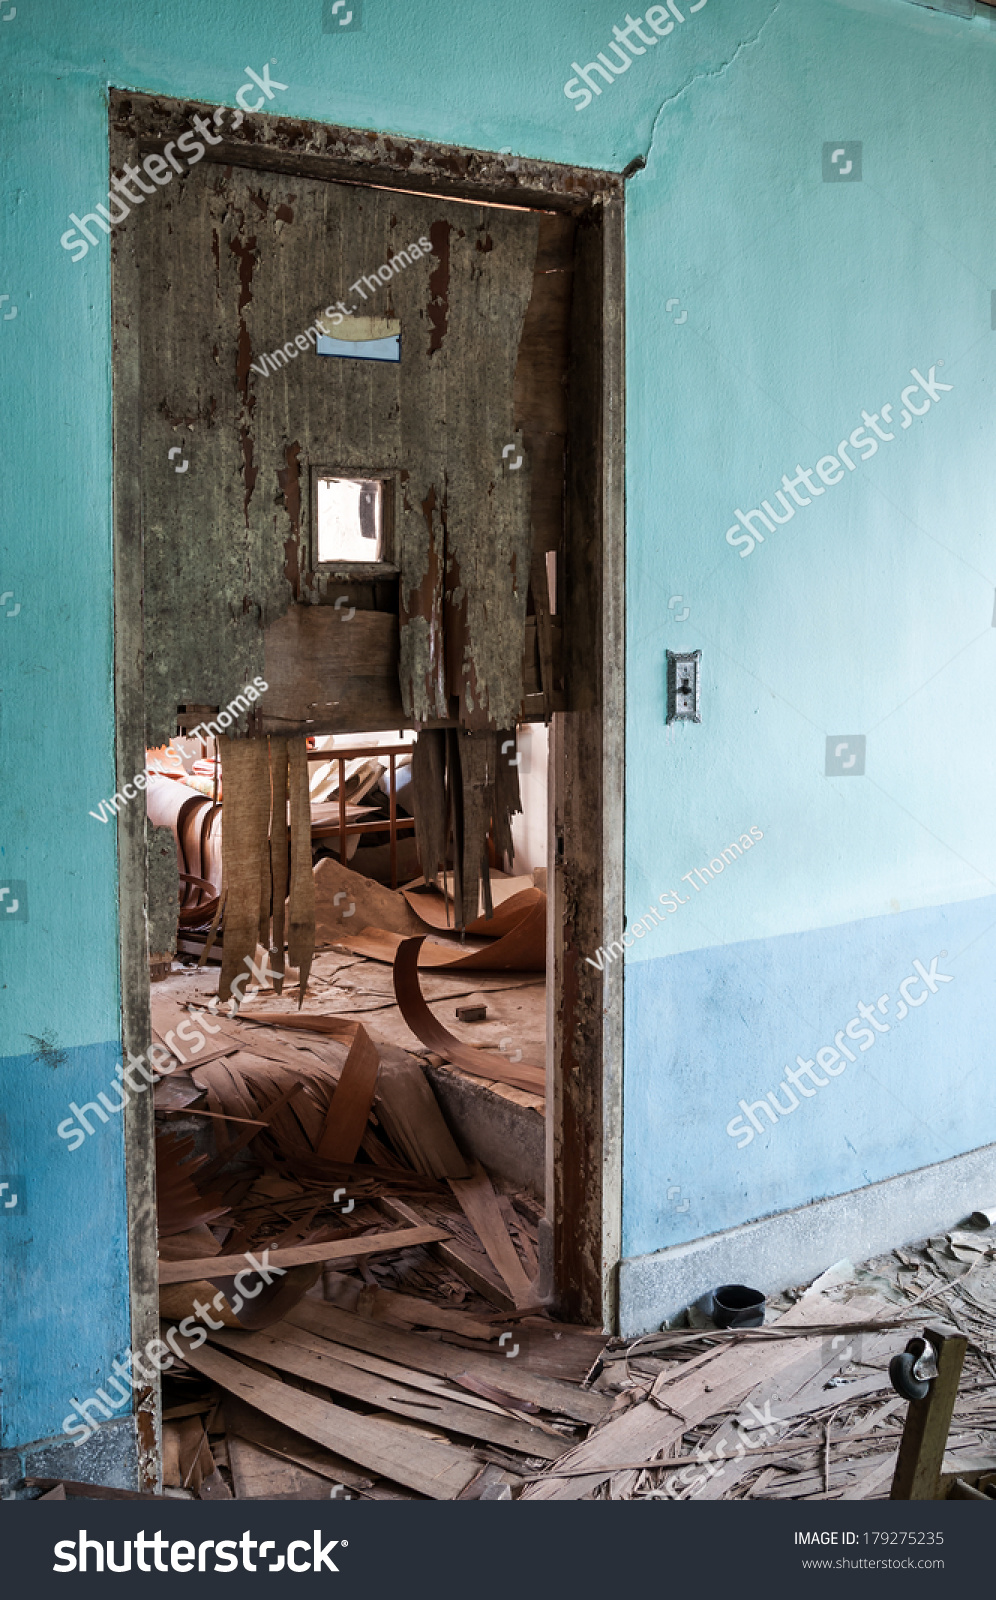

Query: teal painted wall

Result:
[2,0,993,1450]
[622,0,996,1258]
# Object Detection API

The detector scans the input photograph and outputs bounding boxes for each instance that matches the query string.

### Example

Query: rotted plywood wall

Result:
[115,96,540,744]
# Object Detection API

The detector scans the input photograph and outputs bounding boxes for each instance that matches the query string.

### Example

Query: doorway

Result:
[110,91,624,1484]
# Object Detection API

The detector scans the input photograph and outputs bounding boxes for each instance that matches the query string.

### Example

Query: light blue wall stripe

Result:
[0,1042,129,1448]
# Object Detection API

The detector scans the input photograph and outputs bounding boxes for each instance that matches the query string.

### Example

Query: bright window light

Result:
[315,476,385,564]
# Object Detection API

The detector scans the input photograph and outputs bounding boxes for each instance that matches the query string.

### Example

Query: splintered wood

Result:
[214,735,315,1003]
[150,964,996,1504]
[520,1235,996,1503]
[151,983,606,1500]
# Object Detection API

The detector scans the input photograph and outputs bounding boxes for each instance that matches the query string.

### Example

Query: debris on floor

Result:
[126,972,602,1501]
[520,1229,996,1502]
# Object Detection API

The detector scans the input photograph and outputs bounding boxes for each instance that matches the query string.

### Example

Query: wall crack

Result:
[636,2,782,172]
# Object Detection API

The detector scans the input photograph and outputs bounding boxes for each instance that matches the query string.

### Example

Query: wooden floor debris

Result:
[140,970,605,1500]
[114,948,992,1503]
[521,1231,996,1503]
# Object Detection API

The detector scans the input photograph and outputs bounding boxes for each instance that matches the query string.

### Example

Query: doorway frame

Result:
[110,94,625,1482]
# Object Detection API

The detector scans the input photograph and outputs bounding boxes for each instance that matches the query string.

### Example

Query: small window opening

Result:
[315,476,386,564]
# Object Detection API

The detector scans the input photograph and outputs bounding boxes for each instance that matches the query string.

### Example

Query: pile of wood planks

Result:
[149,982,608,1499]
[170,1301,609,1500]
[146,980,996,1504]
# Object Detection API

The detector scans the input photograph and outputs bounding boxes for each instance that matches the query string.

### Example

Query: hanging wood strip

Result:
[411,729,448,889]
[528,548,556,714]
[445,726,465,930]
[269,736,289,995]
[287,736,315,1006]
[456,731,492,927]
[492,728,522,873]
[218,736,272,1002]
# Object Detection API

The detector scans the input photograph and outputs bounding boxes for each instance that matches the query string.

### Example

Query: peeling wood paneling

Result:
[129,124,537,742]
[137,158,274,745]
[427,219,450,356]
[435,213,538,732]
[514,211,575,718]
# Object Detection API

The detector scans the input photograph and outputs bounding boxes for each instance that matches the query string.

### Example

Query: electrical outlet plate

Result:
[667,649,701,724]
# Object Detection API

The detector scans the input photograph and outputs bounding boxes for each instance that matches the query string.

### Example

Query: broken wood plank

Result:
[377,1194,518,1311]
[162,1399,218,1421]
[178,1336,480,1499]
[448,1161,535,1309]
[208,1326,570,1460]
[373,1048,471,1180]
[223,1396,373,1492]
[164,1415,214,1494]
[264,1319,533,1422]
[521,1293,878,1500]
[286,1299,609,1426]
[193,1078,308,1186]
[827,1460,893,1503]
[639,1315,900,1503]
[150,994,244,1070]
[158,1224,450,1283]
[353,1283,499,1340]
[228,1434,339,1500]
[315,1023,380,1162]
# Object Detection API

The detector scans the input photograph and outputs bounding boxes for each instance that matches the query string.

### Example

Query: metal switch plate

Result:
[667,650,701,724]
